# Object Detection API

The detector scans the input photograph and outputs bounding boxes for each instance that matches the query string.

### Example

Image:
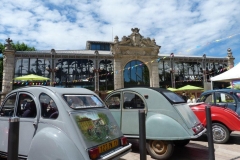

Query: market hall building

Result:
[1,28,235,101]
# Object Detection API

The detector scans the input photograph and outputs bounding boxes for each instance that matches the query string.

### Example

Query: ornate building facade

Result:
[1,28,235,101]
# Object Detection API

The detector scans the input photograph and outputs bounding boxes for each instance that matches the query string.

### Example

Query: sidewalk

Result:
[120,131,240,160]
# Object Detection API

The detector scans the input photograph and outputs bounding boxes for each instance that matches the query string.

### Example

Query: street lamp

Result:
[46,66,59,86]
[46,49,59,86]
[170,53,175,88]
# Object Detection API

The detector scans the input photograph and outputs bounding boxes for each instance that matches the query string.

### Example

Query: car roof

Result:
[111,87,172,93]
[11,86,95,95]
[203,89,240,94]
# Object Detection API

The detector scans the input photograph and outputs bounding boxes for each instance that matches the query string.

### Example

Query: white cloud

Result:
[0,0,239,63]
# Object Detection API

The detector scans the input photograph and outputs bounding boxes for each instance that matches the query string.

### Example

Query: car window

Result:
[39,93,59,119]
[0,93,16,117]
[16,94,37,118]
[63,95,105,109]
[162,91,185,103]
[105,93,121,109]
[199,93,214,104]
[215,92,235,103]
[123,92,145,109]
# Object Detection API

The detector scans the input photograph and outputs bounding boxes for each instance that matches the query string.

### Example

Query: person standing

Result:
[182,92,187,102]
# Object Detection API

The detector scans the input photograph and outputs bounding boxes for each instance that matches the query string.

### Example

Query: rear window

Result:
[162,92,185,103]
[63,95,105,109]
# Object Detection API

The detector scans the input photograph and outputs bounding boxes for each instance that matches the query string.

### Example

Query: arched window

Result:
[124,60,149,87]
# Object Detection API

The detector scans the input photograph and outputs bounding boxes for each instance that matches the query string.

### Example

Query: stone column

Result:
[1,38,15,104]
[227,48,235,69]
[227,48,235,88]
[114,58,123,90]
[94,51,99,92]
[151,60,159,87]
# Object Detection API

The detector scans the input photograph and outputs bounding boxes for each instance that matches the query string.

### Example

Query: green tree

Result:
[234,84,240,90]
[0,41,36,91]
[11,42,35,51]
[0,43,4,53]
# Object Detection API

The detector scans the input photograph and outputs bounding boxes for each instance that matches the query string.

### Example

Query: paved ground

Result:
[120,131,240,160]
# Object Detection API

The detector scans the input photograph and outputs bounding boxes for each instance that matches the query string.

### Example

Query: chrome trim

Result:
[191,128,207,138]
[100,143,132,160]
[124,135,139,138]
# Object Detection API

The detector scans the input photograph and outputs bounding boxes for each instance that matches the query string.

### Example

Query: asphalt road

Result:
[120,131,240,160]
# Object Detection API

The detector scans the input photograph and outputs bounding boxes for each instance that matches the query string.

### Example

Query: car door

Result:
[16,93,39,156]
[105,92,122,128]
[0,93,17,153]
[121,91,145,135]
[215,92,237,112]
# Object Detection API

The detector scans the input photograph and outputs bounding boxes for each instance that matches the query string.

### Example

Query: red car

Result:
[190,89,240,144]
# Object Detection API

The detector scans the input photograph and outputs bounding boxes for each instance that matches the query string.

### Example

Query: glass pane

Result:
[29,59,37,74]
[40,93,59,119]
[124,60,149,87]
[22,59,29,74]
[106,94,121,109]
[162,92,185,103]
[0,94,16,117]
[15,59,22,75]
[17,94,37,118]
[123,93,144,109]
[63,95,104,108]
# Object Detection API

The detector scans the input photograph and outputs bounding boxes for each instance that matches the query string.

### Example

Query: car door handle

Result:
[33,122,37,127]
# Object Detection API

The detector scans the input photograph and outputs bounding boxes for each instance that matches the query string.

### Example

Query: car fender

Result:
[28,127,85,160]
[146,114,190,140]
[207,112,240,131]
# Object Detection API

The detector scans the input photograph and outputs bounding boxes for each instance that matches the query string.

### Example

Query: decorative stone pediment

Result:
[111,28,161,57]
[114,28,159,47]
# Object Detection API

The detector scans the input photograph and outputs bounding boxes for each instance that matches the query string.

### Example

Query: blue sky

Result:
[0,0,240,64]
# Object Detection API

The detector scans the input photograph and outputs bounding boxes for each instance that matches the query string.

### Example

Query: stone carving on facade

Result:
[4,38,13,50]
[227,48,233,58]
[111,28,160,57]
[115,28,159,48]
[121,50,148,56]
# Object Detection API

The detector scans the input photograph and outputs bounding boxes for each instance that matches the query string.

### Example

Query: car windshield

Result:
[63,95,105,109]
[162,92,185,103]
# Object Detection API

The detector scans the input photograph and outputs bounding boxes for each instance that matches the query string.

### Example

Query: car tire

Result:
[146,140,174,160]
[174,139,190,147]
[212,123,230,144]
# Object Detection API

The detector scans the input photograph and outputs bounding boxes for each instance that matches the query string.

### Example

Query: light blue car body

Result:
[105,87,206,140]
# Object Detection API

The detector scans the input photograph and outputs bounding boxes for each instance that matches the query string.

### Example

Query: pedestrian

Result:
[182,92,187,102]
[191,94,196,103]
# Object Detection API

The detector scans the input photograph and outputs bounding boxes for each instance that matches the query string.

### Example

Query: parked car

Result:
[105,87,206,160]
[0,86,131,160]
[191,89,240,144]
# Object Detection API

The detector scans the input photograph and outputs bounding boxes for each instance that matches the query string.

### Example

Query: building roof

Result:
[16,50,112,56]
[158,53,228,61]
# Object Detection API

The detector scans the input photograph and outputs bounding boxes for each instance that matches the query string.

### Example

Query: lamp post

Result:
[170,53,175,88]
[47,49,60,86]
[46,66,59,86]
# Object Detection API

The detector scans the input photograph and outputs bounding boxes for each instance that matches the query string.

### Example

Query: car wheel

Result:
[174,139,190,147]
[212,123,230,144]
[146,140,174,160]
